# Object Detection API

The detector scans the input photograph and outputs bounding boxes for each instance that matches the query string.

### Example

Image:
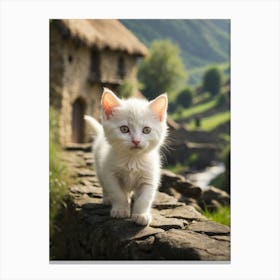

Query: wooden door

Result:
[72,98,86,143]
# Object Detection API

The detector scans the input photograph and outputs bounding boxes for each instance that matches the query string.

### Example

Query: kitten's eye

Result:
[142,126,151,134]
[120,125,130,133]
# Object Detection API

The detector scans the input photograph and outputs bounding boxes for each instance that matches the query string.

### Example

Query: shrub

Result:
[168,101,177,113]
[177,87,194,108]
[202,67,223,96]
[217,92,227,107]
[118,79,133,98]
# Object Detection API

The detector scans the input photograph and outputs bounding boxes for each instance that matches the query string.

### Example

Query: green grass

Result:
[49,142,69,224]
[49,107,73,237]
[203,205,230,226]
[192,91,211,105]
[171,98,217,121]
[189,111,230,131]
[219,133,230,142]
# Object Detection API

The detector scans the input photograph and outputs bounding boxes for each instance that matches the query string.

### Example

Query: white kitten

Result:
[84,88,168,226]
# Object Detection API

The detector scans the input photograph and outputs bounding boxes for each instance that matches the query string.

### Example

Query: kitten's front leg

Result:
[102,175,130,219]
[132,185,156,226]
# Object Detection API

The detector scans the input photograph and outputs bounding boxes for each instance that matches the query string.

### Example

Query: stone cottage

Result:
[50,19,148,144]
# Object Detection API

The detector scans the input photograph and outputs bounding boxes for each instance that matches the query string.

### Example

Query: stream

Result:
[185,162,225,190]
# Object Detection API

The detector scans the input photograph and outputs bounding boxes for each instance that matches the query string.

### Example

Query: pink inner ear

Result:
[101,90,121,119]
[149,94,168,122]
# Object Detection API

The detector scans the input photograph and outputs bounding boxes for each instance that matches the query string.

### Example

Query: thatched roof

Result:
[54,19,148,57]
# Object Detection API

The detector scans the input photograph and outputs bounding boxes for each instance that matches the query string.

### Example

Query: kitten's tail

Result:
[84,115,103,135]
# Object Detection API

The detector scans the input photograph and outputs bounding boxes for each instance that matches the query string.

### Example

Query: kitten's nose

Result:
[132,139,140,146]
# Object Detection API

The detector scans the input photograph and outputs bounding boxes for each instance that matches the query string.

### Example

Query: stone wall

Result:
[100,50,138,88]
[166,126,221,167]
[59,38,103,144]
[49,23,64,110]
[50,146,230,261]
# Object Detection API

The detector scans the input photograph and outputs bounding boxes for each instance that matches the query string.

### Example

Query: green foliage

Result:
[223,146,230,193]
[192,91,211,105]
[219,133,230,142]
[138,40,187,99]
[203,205,230,226]
[121,19,230,73]
[49,107,71,237]
[171,97,217,121]
[189,111,230,132]
[188,62,230,86]
[188,153,200,165]
[49,143,68,224]
[50,107,60,143]
[210,145,230,193]
[203,66,223,96]
[210,173,227,190]
[217,92,227,107]
[118,79,133,98]
[177,87,194,108]
[167,101,177,114]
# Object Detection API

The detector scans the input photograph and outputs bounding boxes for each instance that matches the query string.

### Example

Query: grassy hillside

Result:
[121,19,230,85]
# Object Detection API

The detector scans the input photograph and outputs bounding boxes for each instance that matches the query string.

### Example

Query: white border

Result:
[0,0,279,280]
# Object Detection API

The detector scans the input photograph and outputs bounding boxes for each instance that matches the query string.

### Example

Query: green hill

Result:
[121,19,230,85]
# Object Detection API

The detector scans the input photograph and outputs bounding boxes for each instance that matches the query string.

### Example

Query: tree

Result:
[138,40,187,99]
[177,87,194,108]
[202,67,223,96]
[118,79,133,98]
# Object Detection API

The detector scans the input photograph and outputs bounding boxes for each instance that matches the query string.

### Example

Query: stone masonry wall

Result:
[100,50,138,87]
[50,23,64,110]
[51,145,230,261]
[59,39,103,144]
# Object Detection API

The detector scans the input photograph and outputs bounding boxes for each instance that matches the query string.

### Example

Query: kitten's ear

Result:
[101,88,121,119]
[149,93,168,122]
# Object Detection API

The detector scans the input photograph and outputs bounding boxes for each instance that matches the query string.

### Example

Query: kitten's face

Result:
[101,89,168,154]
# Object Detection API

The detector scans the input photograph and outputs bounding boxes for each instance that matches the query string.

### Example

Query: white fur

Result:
[85,89,168,226]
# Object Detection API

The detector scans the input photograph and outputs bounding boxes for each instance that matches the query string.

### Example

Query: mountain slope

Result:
[121,19,230,85]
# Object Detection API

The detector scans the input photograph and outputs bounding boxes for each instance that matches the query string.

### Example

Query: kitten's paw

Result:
[111,207,130,219]
[131,213,151,226]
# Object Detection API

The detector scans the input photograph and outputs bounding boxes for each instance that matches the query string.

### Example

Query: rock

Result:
[77,168,96,177]
[83,152,94,160]
[78,178,98,187]
[179,197,203,212]
[149,212,185,230]
[51,148,230,261]
[198,186,230,211]
[153,191,185,209]
[71,193,103,206]
[65,143,92,152]
[70,185,102,197]
[160,169,202,199]
[159,205,207,221]
[188,220,230,236]
[153,229,230,260]
[86,159,94,166]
